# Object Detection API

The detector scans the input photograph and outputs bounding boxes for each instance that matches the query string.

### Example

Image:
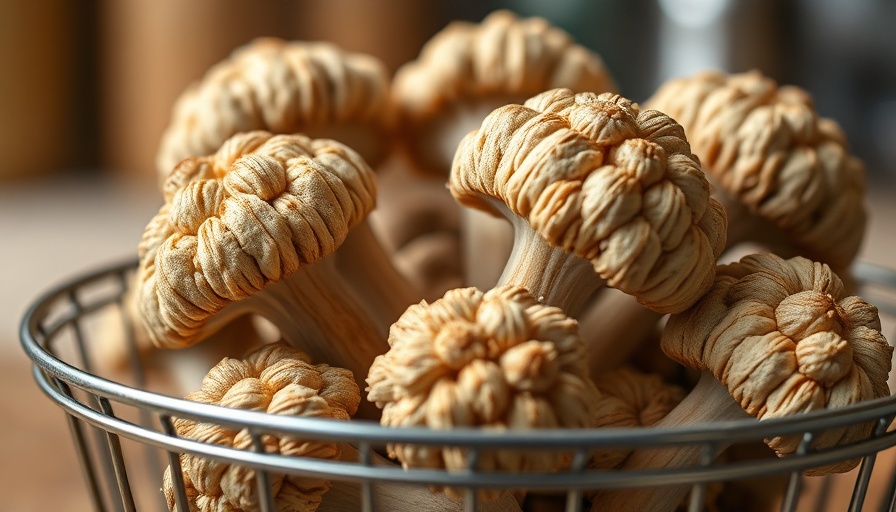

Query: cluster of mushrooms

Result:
[112,10,894,512]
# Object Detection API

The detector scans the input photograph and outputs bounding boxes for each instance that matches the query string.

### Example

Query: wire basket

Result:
[19,258,896,512]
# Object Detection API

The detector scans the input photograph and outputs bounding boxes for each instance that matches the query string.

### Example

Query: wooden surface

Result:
[1,174,895,511]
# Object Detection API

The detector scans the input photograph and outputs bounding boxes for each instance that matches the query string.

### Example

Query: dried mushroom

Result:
[393,9,616,179]
[644,70,867,271]
[391,9,618,290]
[156,37,393,187]
[583,70,870,380]
[366,285,599,492]
[137,131,416,418]
[162,342,360,512]
[662,253,892,464]
[593,253,893,512]
[450,88,727,317]
[588,365,686,471]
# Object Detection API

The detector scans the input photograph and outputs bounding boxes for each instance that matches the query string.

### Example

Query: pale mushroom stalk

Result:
[216,254,387,382]
[138,132,406,420]
[392,10,618,292]
[450,89,726,320]
[416,99,520,291]
[494,200,605,315]
[590,253,893,512]
[334,220,421,332]
[587,365,687,472]
[580,290,664,376]
[444,102,522,292]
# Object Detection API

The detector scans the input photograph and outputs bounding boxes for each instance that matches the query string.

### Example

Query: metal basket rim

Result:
[19,257,896,449]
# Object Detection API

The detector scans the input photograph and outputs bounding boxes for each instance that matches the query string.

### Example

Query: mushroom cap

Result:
[591,365,686,431]
[138,131,377,348]
[661,253,892,471]
[162,341,360,511]
[393,9,616,176]
[589,366,686,470]
[366,284,599,474]
[450,88,728,314]
[644,70,867,270]
[156,37,393,184]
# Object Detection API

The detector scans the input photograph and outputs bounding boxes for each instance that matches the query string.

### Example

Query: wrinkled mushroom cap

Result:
[591,365,686,431]
[393,9,616,176]
[450,89,727,314]
[157,38,393,184]
[366,284,598,474]
[162,341,360,511]
[138,131,376,348]
[644,70,867,270]
[588,366,686,470]
[661,253,892,472]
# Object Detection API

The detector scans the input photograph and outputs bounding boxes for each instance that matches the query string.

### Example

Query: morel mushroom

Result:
[162,341,360,512]
[137,131,417,418]
[592,253,893,512]
[391,9,618,290]
[366,284,599,496]
[156,37,393,187]
[449,88,727,317]
[644,70,867,272]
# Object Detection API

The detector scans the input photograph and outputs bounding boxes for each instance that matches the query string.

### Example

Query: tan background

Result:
[2,1,896,511]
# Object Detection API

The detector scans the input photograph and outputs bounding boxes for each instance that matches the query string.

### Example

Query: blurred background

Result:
[3,0,896,184]
[2,1,895,510]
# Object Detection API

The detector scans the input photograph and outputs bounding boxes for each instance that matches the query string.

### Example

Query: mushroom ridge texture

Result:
[588,365,686,471]
[366,285,599,478]
[138,130,376,349]
[392,9,616,177]
[449,88,727,314]
[157,37,393,184]
[161,341,360,512]
[661,253,892,473]
[644,70,867,270]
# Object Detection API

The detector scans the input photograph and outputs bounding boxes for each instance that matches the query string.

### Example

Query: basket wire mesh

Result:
[19,259,896,512]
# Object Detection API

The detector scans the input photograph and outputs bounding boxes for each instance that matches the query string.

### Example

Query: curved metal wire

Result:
[19,258,896,511]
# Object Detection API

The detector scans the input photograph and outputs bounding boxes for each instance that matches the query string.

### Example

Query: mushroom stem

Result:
[589,371,751,512]
[497,210,605,316]
[581,290,664,378]
[335,221,421,331]
[217,256,387,421]
[428,98,521,291]
[461,207,515,290]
